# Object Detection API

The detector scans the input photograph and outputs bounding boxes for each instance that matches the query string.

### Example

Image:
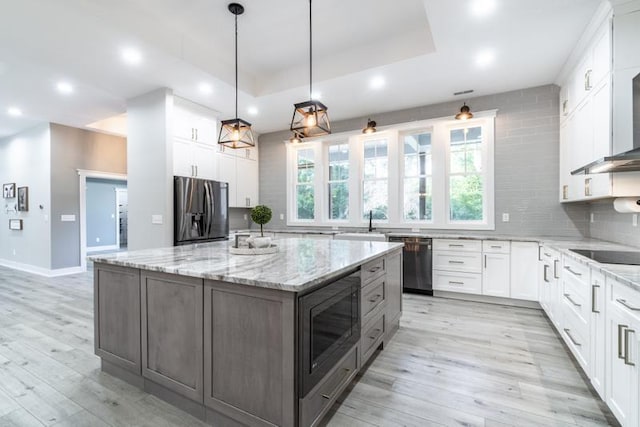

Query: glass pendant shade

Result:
[218,3,255,149]
[219,118,254,148]
[455,103,473,120]
[290,100,330,138]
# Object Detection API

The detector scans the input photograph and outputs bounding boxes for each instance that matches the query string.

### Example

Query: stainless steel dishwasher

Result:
[388,237,433,295]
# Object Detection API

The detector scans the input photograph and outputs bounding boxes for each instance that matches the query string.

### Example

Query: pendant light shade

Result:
[455,102,473,120]
[218,3,255,149]
[289,0,330,140]
[362,118,377,134]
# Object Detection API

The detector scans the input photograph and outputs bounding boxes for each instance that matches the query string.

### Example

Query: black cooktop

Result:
[570,249,640,265]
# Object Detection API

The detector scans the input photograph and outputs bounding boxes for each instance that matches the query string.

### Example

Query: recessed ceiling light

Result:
[56,81,74,95]
[7,107,22,117]
[370,76,386,90]
[121,47,142,66]
[471,0,497,17]
[247,106,258,116]
[311,91,322,100]
[198,83,213,95]
[475,50,495,68]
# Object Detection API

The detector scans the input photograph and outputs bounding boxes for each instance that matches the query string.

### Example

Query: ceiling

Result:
[0,0,601,139]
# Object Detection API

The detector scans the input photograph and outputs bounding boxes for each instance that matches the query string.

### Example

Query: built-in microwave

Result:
[298,269,360,398]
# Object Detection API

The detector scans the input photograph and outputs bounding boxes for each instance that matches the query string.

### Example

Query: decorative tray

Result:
[229,244,278,255]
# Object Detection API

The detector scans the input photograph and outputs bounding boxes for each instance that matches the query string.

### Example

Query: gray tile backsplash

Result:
[589,200,640,248]
[257,84,590,238]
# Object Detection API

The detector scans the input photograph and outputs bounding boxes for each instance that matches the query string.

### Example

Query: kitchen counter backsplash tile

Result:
[90,238,403,292]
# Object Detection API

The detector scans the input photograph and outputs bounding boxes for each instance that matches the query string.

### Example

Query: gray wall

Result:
[0,124,52,270]
[86,178,127,248]
[50,124,127,269]
[589,201,640,247]
[229,208,250,230]
[258,84,589,237]
[127,88,174,251]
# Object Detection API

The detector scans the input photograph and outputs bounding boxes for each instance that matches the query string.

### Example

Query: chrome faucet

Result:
[368,210,375,232]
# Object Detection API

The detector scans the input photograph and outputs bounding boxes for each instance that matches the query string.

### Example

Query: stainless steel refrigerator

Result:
[174,176,229,245]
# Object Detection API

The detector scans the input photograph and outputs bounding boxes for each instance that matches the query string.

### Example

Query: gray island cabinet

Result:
[92,238,403,427]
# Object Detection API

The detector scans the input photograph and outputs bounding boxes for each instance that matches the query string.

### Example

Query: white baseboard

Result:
[0,259,86,277]
[87,245,119,253]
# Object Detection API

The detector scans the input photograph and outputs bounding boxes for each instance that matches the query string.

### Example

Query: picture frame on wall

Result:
[3,183,16,199]
[17,186,28,211]
[9,219,23,230]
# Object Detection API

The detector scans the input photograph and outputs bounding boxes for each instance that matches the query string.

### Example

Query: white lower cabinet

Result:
[510,242,539,301]
[590,269,606,399]
[482,252,510,298]
[606,278,640,427]
[433,270,482,294]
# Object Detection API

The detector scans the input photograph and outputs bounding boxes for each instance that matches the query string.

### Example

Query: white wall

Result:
[0,124,52,270]
[127,88,174,250]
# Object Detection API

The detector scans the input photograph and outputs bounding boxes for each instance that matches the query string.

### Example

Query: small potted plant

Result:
[248,205,273,248]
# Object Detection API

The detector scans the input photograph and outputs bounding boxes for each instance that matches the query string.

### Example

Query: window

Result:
[403,131,432,221]
[295,148,315,220]
[328,143,349,220]
[362,139,388,220]
[449,126,484,222]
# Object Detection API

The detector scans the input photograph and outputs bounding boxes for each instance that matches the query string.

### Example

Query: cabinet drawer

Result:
[563,255,590,282]
[433,239,482,252]
[433,251,482,273]
[361,258,385,285]
[562,276,590,326]
[562,306,590,371]
[433,271,482,294]
[562,287,589,338]
[362,277,385,325]
[362,314,385,365]
[610,279,640,323]
[482,240,511,254]
[300,346,358,427]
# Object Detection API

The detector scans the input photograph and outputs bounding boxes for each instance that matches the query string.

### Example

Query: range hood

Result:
[572,7,640,175]
[572,147,640,174]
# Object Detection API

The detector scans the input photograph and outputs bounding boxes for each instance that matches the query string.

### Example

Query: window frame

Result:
[285,110,496,230]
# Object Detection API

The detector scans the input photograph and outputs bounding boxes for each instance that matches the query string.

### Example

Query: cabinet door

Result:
[590,269,606,398]
[559,120,571,202]
[510,242,539,301]
[385,251,403,340]
[606,304,637,427]
[141,272,203,402]
[192,143,218,180]
[571,54,593,109]
[482,253,510,298]
[174,105,196,141]
[173,139,194,178]
[193,117,217,145]
[236,157,259,208]
[589,79,612,198]
[218,154,238,207]
[590,20,611,88]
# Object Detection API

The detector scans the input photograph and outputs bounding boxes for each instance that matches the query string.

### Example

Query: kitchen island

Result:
[91,238,403,427]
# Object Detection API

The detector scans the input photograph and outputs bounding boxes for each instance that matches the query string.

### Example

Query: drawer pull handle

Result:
[624,329,635,366]
[553,259,559,279]
[490,245,502,249]
[564,329,581,347]
[448,244,464,247]
[617,298,640,312]
[564,266,582,277]
[544,252,551,257]
[321,368,352,400]
[543,265,550,283]
[368,266,382,273]
[564,293,582,308]
[368,294,383,303]
[591,284,600,314]
[618,324,628,359]
[448,260,464,264]
[449,281,464,285]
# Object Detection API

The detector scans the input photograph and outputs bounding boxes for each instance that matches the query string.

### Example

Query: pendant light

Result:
[362,118,377,134]
[289,0,330,140]
[455,102,473,120]
[218,3,255,149]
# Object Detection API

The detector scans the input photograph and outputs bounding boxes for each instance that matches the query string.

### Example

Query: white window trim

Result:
[285,110,497,230]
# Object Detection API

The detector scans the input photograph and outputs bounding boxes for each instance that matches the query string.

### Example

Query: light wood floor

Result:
[0,266,617,427]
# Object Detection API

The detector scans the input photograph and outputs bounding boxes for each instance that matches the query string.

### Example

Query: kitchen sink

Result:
[334,232,387,242]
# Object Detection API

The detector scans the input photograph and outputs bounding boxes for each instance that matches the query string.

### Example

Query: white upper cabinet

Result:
[174,100,217,145]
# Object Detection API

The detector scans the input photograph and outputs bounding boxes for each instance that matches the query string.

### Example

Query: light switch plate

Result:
[151,214,163,225]
[502,213,510,222]
[590,213,595,223]
[280,213,284,220]
[61,214,76,222]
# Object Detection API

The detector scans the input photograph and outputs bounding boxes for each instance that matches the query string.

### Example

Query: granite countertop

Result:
[90,238,403,293]
[231,228,341,235]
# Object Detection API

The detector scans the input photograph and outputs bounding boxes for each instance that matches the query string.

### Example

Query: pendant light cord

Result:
[309,0,312,100]
[235,12,239,119]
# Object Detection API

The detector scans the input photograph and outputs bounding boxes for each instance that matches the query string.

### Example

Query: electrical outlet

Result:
[151,214,163,225]
[590,213,595,223]
[633,214,638,227]
[111,213,115,219]
[96,237,100,243]
[243,214,248,220]
[411,228,420,232]
[280,213,284,221]
[502,213,510,222]
[332,226,338,230]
